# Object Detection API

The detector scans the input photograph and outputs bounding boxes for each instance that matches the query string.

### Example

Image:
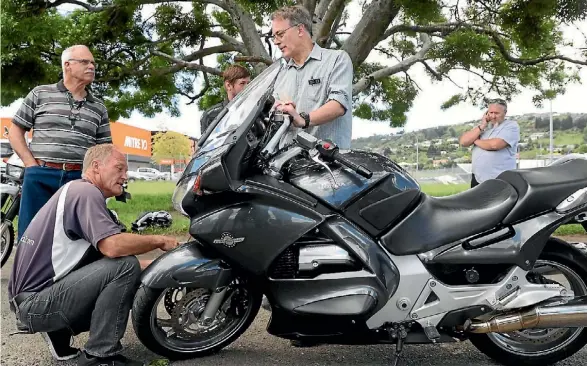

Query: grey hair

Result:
[82,143,117,176]
[61,45,89,72]
[271,5,312,35]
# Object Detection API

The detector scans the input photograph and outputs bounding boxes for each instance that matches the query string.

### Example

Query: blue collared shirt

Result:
[472,119,520,182]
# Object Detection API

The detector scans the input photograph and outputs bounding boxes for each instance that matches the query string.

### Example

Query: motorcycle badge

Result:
[213,232,245,248]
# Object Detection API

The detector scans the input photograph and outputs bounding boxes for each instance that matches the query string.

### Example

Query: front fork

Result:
[199,287,229,326]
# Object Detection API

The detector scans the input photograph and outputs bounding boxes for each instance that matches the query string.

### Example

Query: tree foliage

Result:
[2,0,586,127]
[151,131,191,163]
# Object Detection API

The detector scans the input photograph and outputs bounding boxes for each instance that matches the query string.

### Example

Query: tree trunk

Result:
[343,0,400,66]
[223,0,270,61]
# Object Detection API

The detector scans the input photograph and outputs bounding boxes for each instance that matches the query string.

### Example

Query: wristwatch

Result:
[300,112,311,129]
[477,124,485,132]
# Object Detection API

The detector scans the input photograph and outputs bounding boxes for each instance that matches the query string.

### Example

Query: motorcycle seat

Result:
[381,179,518,256]
[498,158,587,224]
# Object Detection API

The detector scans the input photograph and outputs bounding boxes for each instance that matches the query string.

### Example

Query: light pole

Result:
[415,133,419,171]
[549,99,553,163]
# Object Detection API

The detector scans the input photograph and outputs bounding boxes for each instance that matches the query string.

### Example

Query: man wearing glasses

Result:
[7,44,113,361]
[270,5,353,149]
[8,45,111,241]
[459,99,520,187]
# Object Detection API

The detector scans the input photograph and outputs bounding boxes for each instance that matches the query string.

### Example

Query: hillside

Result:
[351,113,587,170]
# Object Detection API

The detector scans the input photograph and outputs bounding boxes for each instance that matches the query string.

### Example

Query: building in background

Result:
[1,117,197,173]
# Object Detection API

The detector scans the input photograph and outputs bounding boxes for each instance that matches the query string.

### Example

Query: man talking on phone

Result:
[459,98,520,188]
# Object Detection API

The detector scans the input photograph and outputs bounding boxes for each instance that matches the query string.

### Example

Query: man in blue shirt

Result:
[459,99,520,187]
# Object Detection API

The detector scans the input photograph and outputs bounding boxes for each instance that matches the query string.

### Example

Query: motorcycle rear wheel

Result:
[132,278,261,360]
[469,238,587,366]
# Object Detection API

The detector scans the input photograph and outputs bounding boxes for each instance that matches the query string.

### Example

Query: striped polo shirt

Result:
[12,80,112,164]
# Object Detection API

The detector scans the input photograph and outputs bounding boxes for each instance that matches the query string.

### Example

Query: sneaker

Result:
[78,352,144,366]
[40,329,80,361]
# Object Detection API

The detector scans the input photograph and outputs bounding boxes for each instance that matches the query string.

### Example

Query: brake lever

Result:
[310,149,339,189]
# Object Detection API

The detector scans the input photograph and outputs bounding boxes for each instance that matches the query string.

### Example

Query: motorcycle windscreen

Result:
[197,61,284,154]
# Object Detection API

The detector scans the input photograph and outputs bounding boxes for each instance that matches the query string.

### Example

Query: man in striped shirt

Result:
[8,45,112,239]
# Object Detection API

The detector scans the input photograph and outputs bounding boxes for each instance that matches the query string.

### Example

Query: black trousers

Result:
[471,174,479,188]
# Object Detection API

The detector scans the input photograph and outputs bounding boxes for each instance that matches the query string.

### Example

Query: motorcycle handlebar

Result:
[333,151,373,179]
[313,139,373,179]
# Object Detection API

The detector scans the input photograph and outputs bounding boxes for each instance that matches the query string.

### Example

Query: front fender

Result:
[141,241,233,289]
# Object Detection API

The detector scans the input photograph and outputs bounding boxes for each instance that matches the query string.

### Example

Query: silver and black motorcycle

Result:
[1,154,25,267]
[131,60,587,366]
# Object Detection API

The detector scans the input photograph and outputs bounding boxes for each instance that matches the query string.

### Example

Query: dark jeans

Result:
[18,165,82,239]
[471,174,479,188]
[17,256,141,357]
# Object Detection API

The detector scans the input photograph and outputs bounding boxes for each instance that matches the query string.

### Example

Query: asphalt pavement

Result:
[2,241,586,366]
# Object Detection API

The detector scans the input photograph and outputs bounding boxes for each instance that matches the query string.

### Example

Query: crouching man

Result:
[8,144,179,366]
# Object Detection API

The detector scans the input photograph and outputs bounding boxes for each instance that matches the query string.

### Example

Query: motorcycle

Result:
[1,154,24,267]
[131,59,587,366]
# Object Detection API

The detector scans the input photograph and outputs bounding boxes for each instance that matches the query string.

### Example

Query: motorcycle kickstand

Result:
[389,324,408,366]
[391,337,405,366]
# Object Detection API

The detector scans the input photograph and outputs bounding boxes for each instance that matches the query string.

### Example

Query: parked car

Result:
[127,167,168,182]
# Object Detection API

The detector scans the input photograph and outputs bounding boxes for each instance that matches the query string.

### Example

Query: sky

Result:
[1,1,586,139]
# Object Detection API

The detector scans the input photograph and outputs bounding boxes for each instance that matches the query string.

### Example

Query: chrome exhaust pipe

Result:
[466,296,587,334]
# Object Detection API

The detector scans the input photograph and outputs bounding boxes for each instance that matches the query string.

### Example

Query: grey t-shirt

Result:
[8,180,121,298]
[471,119,520,182]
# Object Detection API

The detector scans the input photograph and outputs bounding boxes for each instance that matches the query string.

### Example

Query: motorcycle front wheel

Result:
[132,277,261,360]
[469,238,587,366]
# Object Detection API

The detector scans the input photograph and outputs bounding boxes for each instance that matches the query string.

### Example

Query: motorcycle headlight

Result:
[5,163,24,180]
[172,174,198,216]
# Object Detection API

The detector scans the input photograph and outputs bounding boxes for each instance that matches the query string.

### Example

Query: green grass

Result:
[108,181,189,235]
[420,183,469,196]
[106,181,585,237]
[543,132,584,146]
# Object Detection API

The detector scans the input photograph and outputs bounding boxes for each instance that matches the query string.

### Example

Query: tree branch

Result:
[151,50,223,76]
[315,0,332,19]
[316,0,346,46]
[421,61,463,88]
[234,56,273,66]
[488,32,587,66]
[303,0,318,17]
[378,22,587,67]
[46,0,105,11]
[183,44,239,62]
[420,60,442,81]
[353,34,433,95]
[403,72,423,91]
[208,31,246,53]
[343,0,400,66]
[221,0,270,62]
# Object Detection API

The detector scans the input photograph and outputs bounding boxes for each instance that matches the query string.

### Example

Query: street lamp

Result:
[549,98,554,163]
[415,133,419,171]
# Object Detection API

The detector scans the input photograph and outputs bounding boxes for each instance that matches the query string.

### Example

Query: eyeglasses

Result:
[68,58,97,67]
[269,24,301,40]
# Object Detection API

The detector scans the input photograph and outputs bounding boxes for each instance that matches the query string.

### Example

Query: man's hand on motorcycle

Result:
[160,236,180,251]
[275,102,306,128]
